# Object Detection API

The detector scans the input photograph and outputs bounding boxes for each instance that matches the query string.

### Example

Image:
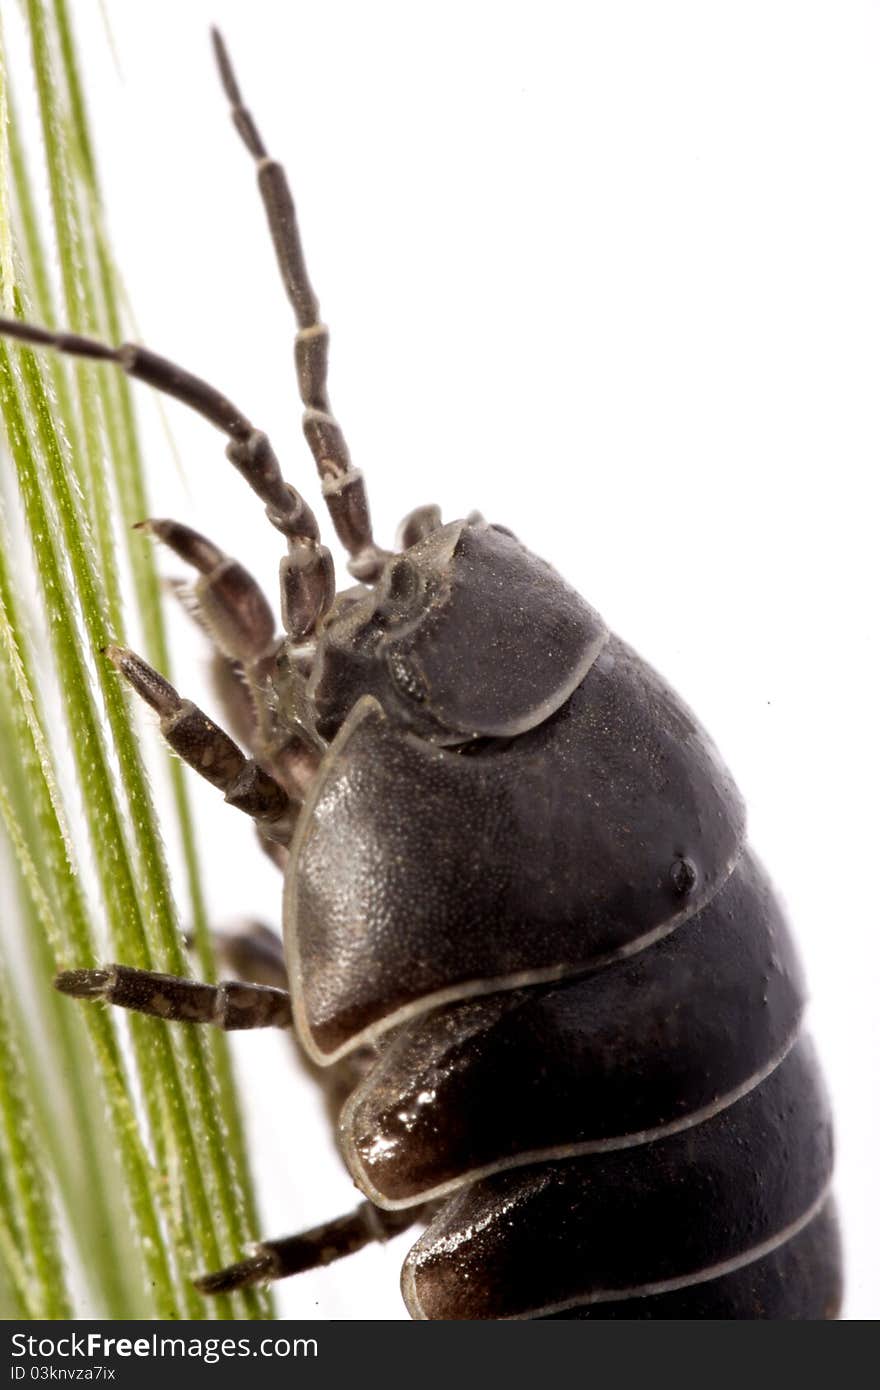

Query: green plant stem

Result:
[0,352,186,1319]
[0,0,272,1319]
[0,950,73,1319]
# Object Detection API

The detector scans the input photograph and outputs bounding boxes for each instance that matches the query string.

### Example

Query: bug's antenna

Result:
[211,27,390,583]
[0,316,302,534]
[0,313,337,644]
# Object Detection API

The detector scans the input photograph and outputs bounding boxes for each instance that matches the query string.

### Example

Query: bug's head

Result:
[306,518,607,746]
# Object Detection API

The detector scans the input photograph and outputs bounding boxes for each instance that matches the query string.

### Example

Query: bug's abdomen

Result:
[287,633,840,1318]
[340,855,840,1318]
[399,1037,836,1319]
[541,1202,842,1320]
[339,851,806,1209]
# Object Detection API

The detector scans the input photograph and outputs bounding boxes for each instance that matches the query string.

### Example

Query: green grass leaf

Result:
[0,1,272,1320]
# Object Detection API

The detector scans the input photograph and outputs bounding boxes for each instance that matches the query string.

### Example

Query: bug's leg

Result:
[188,642,298,870]
[157,633,296,875]
[203,650,262,756]
[138,518,276,666]
[212,29,391,584]
[55,964,291,1031]
[0,316,337,646]
[256,825,290,873]
[202,640,323,807]
[104,645,306,838]
[141,519,319,803]
[209,650,296,868]
[397,505,443,550]
[194,1202,420,1295]
[207,921,289,991]
[184,920,287,988]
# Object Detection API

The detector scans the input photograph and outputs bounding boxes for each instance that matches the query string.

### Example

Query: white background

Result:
[5,0,878,1319]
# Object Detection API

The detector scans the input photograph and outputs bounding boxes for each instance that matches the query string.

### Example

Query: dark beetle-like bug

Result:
[0,30,841,1319]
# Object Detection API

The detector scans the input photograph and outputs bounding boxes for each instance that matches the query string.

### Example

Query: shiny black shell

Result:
[284,524,840,1318]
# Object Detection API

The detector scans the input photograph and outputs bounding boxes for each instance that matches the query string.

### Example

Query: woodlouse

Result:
[1,14,855,1318]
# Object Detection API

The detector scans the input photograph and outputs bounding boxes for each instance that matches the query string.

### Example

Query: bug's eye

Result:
[387,650,428,703]
[670,855,698,896]
[374,557,422,627]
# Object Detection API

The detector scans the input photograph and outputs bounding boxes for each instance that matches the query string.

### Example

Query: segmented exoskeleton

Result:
[0,31,841,1319]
